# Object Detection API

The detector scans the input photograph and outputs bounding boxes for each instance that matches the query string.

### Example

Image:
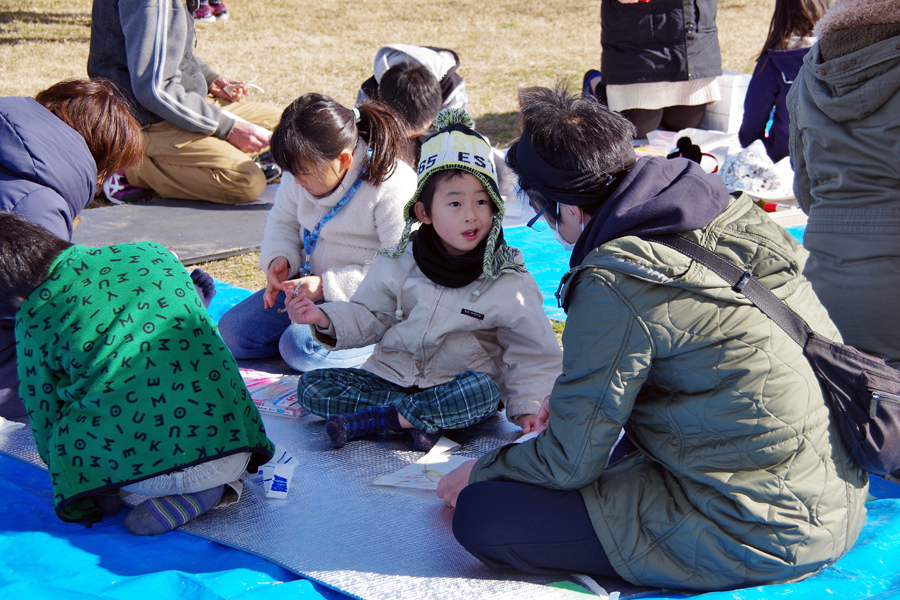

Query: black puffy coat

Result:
[600,0,721,85]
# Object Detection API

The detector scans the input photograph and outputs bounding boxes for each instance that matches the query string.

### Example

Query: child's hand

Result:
[263,257,290,309]
[291,275,325,304]
[520,395,551,434]
[284,289,329,327]
[519,413,541,434]
[189,268,216,308]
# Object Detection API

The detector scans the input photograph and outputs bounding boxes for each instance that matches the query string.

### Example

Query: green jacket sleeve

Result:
[15,319,62,466]
[470,269,653,489]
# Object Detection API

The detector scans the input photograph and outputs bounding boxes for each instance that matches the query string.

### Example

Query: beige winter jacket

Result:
[259,140,416,302]
[313,246,563,422]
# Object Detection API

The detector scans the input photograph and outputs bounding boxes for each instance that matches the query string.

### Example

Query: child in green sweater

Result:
[0,212,273,534]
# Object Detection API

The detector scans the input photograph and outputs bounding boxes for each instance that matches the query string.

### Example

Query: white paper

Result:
[0,416,25,435]
[370,453,473,490]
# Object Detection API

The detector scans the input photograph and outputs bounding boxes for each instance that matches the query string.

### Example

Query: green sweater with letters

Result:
[16,242,274,522]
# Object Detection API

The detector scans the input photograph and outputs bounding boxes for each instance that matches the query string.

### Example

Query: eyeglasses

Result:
[526,202,556,233]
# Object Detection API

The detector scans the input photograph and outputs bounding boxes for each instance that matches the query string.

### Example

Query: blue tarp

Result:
[504,223,807,324]
[0,452,346,600]
[504,225,570,321]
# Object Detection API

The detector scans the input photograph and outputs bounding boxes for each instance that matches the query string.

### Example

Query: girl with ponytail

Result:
[218,93,417,372]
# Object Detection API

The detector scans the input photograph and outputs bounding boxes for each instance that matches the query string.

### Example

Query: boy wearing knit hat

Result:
[284,109,562,451]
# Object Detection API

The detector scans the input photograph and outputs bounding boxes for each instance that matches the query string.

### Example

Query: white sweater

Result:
[259,140,416,302]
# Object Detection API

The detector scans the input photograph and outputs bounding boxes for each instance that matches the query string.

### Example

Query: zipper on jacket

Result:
[868,388,900,419]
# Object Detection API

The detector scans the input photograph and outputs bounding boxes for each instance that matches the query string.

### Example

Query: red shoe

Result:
[210,1,229,20]
[194,4,215,22]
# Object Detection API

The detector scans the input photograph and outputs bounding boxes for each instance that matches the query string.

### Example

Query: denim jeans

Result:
[217,287,373,372]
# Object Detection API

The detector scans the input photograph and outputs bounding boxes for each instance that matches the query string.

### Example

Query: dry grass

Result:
[1,0,775,292]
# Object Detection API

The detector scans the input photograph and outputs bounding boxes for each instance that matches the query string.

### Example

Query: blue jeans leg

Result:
[218,286,373,371]
[217,288,292,359]
[279,323,373,372]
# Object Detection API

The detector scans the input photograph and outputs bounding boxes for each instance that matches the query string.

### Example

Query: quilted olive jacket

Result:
[470,195,868,591]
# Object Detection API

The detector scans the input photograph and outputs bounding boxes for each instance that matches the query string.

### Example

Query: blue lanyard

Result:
[301,157,368,272]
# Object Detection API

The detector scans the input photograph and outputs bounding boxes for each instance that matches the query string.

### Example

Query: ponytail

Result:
[356,101,414,185]
[271,93,412,188]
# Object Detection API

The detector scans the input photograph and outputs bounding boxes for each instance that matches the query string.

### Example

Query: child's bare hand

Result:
[519,413,542,434]
[284,291,329,327]
[263,257,290,309]
[524,395,551,433]
[291,275,325,303]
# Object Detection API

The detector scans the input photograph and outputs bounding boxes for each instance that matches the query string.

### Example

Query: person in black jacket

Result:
[599,0,723,138]
[0,78,143,421]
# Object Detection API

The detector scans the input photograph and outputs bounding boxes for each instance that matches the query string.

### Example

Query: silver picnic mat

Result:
[0,413,650,599]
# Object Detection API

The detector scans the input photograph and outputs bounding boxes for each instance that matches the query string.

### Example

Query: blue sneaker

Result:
[582,69,608,106]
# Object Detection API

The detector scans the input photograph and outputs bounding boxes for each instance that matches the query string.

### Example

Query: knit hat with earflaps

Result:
[379,108,525,280]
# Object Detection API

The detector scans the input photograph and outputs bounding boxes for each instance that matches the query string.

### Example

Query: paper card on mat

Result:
[370,453,473,491]
[421,435,460,458]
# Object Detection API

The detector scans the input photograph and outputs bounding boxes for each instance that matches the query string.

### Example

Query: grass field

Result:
[0,0,775,291]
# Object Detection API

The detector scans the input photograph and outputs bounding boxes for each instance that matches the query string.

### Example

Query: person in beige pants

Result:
[87,0,283,204]
[129,98,282,204]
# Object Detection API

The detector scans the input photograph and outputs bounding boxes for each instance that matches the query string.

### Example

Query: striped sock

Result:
[124,485,224,536]
[326,405,402,448]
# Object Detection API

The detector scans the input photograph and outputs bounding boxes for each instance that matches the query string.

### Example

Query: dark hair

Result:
[415,169,496,217]
[270,93,413,187]
[0,213,72,315]
[34,78,144,187]
[510,85,636,218]
[378,63,442,134]
[759,0,829,60]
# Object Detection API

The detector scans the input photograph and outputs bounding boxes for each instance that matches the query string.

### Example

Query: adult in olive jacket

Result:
[437,87,868,592]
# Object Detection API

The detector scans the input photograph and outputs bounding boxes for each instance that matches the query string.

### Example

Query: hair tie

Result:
[351,107,361,123]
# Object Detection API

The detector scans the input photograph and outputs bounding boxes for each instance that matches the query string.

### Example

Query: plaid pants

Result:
[297,368,501,434]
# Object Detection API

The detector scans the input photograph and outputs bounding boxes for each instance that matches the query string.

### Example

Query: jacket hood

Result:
[814,0,900,37]
[799,36,900,123]
[564,195,808,311]
[0,97,96,224]
[373,44,454,82]
[571,157,729,267]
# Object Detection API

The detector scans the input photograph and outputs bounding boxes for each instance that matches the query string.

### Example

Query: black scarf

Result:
[412,224,495,288]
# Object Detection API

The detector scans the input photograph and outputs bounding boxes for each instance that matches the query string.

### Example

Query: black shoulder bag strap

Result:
[643,234,812,348]
[645,234,900,475]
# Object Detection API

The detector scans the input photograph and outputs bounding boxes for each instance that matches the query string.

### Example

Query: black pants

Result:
[452,480,621,580]
[621,104,709,139]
